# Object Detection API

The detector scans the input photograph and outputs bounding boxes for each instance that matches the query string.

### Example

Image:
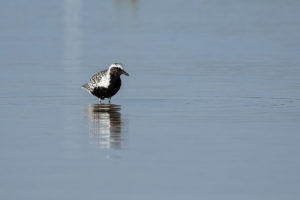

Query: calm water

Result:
[1,0,300,199]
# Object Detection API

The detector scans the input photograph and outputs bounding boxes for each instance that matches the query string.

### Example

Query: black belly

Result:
[91,77,121,99]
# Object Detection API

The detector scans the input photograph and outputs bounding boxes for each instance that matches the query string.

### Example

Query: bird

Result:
[82,63,129,103]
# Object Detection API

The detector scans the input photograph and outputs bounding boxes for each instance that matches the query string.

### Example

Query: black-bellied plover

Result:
[82,63,129,103]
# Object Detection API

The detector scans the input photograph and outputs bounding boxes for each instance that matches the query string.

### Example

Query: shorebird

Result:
[82,63,129,103]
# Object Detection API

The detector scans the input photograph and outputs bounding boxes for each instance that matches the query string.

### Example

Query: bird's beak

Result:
[121,69,129,76]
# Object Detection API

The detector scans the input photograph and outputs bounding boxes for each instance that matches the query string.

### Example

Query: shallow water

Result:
[1,0,300,199]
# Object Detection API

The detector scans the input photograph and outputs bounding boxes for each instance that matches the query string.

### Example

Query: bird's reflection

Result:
[87,104,123,149]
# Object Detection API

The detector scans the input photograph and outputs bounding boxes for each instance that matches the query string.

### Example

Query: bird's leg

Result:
[108,98,111,104]
[99,99,102,104]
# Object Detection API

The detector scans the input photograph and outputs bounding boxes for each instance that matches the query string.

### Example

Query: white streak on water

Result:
[63,0,82,88]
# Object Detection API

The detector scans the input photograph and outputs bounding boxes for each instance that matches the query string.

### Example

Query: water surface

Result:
[0,0,300,199]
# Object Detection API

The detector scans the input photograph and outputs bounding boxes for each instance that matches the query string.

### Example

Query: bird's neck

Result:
[108,72,120,79]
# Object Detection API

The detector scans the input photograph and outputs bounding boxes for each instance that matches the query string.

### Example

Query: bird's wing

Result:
[81,83,91,92]
[87,69,108,90]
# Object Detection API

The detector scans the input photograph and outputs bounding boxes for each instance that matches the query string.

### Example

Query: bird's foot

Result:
[108,98,111,104]
[99,99,102,104]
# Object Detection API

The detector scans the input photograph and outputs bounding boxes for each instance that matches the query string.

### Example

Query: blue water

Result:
[1,0,300,199]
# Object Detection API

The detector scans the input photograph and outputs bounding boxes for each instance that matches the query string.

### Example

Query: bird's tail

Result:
[81,83,91,92]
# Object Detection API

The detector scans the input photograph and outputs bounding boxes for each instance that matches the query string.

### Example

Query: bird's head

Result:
[108,63,129,77]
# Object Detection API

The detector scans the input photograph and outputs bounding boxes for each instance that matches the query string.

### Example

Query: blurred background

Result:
[0,0,300,199]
